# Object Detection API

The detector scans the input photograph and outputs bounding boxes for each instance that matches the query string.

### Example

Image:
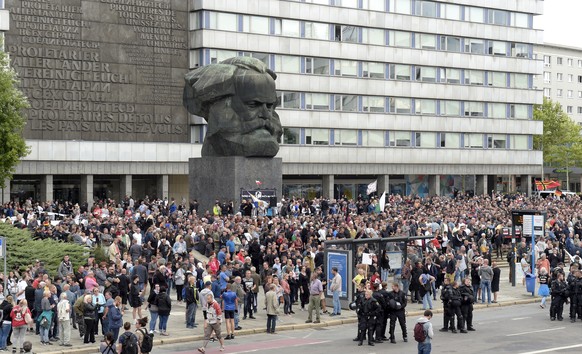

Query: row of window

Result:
[275,91,531,119]
[542,72,582,84]
[542,88,582,101]
[543,55,582,68]
[195,11,533,59]
[286,0,532,29]
[279,128,530,150]
[196,49,531,89]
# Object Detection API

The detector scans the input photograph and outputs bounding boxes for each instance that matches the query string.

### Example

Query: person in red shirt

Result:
[11,299,33,353]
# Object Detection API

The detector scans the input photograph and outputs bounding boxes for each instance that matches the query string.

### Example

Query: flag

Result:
[256,180,262,186]
[535,180,561,191]
[379,191,386,212]
[366,180,377,195]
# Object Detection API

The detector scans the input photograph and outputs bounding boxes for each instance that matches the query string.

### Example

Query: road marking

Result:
[302,331,313,339]
[512,317,531,320]
[476,321,498,325]
[519,344,582,354]
[230,341,331,354]
[506,327,565,337]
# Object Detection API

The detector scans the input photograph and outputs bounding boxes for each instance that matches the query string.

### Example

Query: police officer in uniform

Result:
[568,269,582,323]
[372,283,387,343]
[448,281,465,333]
[353,282,367,344]
[388,282,407,344]
[360,289,381,346]
[550,272,568,321]
[459,277,475,331]
[439,277,453,332]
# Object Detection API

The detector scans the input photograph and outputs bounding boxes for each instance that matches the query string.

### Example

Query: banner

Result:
[240,189,276,207]
[366,180,377,195]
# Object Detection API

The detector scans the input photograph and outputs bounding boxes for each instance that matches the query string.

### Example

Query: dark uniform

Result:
[550,278,568,321]
[388,289,408,343]
[354,291,366,343]
[360,294,381,346]
[568,274,582,322]
[459,283,475,331]
[440,281,453,331]
[372,288,388,343]
[448,284,465,333]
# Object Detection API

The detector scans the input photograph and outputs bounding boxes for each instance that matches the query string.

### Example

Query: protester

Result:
[198,294,224,353]
[265,284,279,334]
[57,293,72,347]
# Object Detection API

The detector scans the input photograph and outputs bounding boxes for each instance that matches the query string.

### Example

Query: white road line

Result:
[476,321,498,325]
[511,317,531,320]
[302,331,314,339]
[506,327,565,337]
[519,344,582,354]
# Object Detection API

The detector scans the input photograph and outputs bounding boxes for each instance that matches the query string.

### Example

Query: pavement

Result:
[35,262,543,354]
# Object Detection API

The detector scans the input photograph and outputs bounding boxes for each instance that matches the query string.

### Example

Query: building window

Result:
[275,55,301,73]
[415,132,437,148]
[334,95,358,112]
[305,129,330,145]
[557,89,563,97]
[465,7,484,23]
[389,31,411,47]
[414,33,437,50]
[305,93,330,110]
[276,92,301,109]
[280,128,300,144]
[440,133,460,148]
[568,90,573,98]
[415,99,436,115]
[543,88,551,98]
[242,15,269,34]
[390,0,411,14]
[465,70,485,86]
[557,57,563,65]
[544,55,551,67]
[510,135,528,150]
[209,49,237,64]
[334,60,358,77]
[488,103,506,119]
[305,22,329,40]
[488,72,506,87]
[579,91,582,98]
[488,9,509,25]
[362,0,386,11]
[488,41,507,56]
[511,43,531,58]
[557,73,563,81]
[578,107,582,114]
[336,0,359,8]
[390,131,412,147]
[241,52,269,66]
[567,106,573,114]
[334,25,359,42]
[389,64,411,80]
[362,62,385,78]
[389,98,412,114]
[464,134,484,148]
[191,125,205,144]
[274,19,301,37]
[510,73,529,89]
[442,3,461,20]
[362,131,385,146]
[464,102,484,117]
[568,58,574,66]
[543,72,551,83]
[488,134,507,149]
[362,28,385,45]
[465,38,486,54]
[363,96,385,112]
[208,12,238,31]
[415,66,437,82]
[510,104,529,119]
[335,130,358,146]
[511,12,529,28]
[440,100,461,116]
[414,0,437,18]
[579,60,582,68]
[439,68,461,84]
[306,58,330,75]
[440,36,462,52]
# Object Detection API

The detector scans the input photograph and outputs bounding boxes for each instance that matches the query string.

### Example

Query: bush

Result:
[0,223,88,277]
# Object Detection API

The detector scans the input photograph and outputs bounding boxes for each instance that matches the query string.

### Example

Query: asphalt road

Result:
[155,304,582,354]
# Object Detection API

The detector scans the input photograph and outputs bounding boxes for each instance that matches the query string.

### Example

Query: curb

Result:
[42,298,540,354]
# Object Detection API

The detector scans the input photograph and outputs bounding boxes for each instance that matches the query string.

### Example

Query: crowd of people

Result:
[0,192,582,353]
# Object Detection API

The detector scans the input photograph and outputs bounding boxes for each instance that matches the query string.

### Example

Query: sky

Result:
[537,0,582,48]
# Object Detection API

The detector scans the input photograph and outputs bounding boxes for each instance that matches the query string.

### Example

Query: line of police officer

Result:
[550,263,582,322]
[352,281,408,346]
[439,277,476,333]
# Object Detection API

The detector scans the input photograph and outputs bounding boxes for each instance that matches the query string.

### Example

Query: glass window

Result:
[442,4,461,20]
[304,0,329,3]
[390,0,411,14]
[242,15,269,34]
[189,12,201,30]
[511,135,528,150]
[334,25,358,42]
[510,73,529,89]
[543,71,551,83]
[557,73,563,81]
[275,55,301,73]
[557,89,563,97]
[543,88,551,97]
[280,128,300,144]
[557,57,563,65]
[363,62,385,79]
[511,43,530,58]
[465,70,485,85]
[415,132,437,147]
[208,12,238,31]
[464,133,484,148]
[243,52,269,65]
[363,96,385,112]
[488,72,506,87]
[465,7,484,23]
[488,9,509,26]
[306,58,329,75]
[464,102,484,117]
[511,13,529,28]
[274,19,300,37]
[335,95,358,112]
[440,101,460,116]
[440,133,460,148]
[569,74,574,82]
[414,34,436,50]
[390,131,412,147]
[306,93,330,110]
[335,130,358,145]
[415,1,437,17]
[335,60,358,77]
[488,134,507,149]
[567,106,573,114]
[363,0,386,11]
[568,58,573,66]
[415,99,436,115]
[488,103,506,118]
[579,60,582,68]
[489,41,507,56]
[440,36,461,52]
[544,55,551,66]
[439,68,461,84]
[277,92,301,109]
[568,90,573,98]
[390,98,412,114]
[415,66,436,82]
[305,129,330,145]
[510,104,529,119]
[389,64,411,80]
[389,31,411,47]
[209,49,237,64]
[363,131,385,146]
[465,39,486,54]
[337,0,358,8]
[305,22,329,40]
[363,28,385,45]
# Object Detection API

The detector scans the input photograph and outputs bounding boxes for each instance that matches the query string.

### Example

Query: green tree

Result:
[0,41,30,188]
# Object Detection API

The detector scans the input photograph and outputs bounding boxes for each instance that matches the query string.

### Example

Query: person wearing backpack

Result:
[414,310,434,354]
[136,317,153,354]
[117,322,139,354]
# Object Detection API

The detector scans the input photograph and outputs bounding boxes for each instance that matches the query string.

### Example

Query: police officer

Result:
[372,283,387,343]
[568,269,582,323]
[353,283,367,344]
[388,282,407,344]
[360,289,381,346]
[377,282,391,342]
[448,281,465,333]
[550,272,568,321]
[439,277,453,332]
[459,277,475,331]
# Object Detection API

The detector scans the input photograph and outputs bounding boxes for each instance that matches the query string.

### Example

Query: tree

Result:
[0,41,30,188]
[533,98,582,187]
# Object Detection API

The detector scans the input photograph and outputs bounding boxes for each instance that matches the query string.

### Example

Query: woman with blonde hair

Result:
[37,290,53,345]
[10,299,32,353]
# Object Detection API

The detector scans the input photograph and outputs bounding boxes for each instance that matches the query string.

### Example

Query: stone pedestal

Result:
[189,157,282,214]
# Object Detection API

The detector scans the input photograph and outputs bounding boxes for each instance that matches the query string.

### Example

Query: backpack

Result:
[138,328,154,353]
[120,332,138,354]
[414,322,427,343]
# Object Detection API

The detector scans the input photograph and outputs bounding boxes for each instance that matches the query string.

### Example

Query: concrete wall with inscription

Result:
[4,0,190,142]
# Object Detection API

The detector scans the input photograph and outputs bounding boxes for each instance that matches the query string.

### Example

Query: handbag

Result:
[24,311,33,326]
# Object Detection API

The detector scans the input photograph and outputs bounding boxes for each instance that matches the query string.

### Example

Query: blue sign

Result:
[327,252,348,298]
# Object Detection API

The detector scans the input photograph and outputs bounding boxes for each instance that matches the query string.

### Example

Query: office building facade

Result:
[3,0,544,204]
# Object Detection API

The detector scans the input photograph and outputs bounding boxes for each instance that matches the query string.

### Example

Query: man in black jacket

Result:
[185,275,199,329]
[459,278,475,331]
[448,281,465,333]
[388,282,407,344]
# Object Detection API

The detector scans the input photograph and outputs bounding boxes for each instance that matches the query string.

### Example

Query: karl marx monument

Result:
[184,57,283,213]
